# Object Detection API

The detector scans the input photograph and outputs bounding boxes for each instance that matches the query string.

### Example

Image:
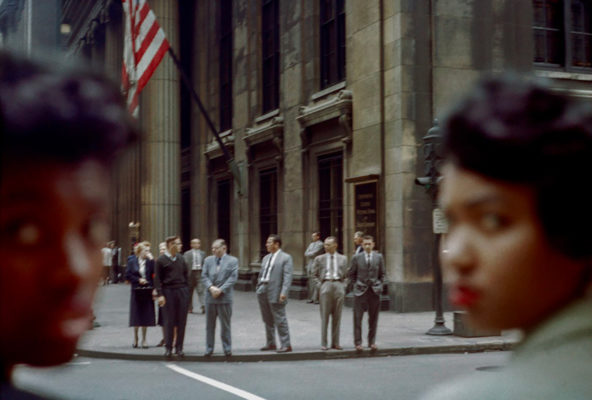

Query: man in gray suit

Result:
[256,234,293,353]
[313,236,347,350]
[184,238,206,314]
[201,238,238,357]
[353,231,365,255]
[349,235,385,353]
[305,231,324,304]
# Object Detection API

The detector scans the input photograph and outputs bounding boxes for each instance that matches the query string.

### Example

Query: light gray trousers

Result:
[319,281,345,347]
[257,290,291,348]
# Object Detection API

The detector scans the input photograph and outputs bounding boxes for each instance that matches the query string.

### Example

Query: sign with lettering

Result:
[432,207,449,234]
[354,181,378,247]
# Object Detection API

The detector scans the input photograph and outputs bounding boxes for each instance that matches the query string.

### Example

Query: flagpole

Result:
[167,47,242,196]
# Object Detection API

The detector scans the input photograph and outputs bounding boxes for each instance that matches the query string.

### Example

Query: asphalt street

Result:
[13,352,511,400]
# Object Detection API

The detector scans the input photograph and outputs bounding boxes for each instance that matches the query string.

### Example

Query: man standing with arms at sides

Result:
[184,238,206,314]
[349,235,385,353]
[257,234,294,353]
[154,236,189,359]
[313,236,348,350]
[305,232,324,304]
[202,239,238,357]
[353,231,364,255]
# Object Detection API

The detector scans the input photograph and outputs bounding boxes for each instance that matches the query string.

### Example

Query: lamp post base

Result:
[426,322,452,336]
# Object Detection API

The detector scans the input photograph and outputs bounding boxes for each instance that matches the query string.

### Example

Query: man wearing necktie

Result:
[201,239,238,357]
[256,234,294,353]
[184,238,206,314]
[312,236,348,350]
[348,235,385,353]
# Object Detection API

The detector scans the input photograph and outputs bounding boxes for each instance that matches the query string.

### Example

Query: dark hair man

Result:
[0,51,135,399]
[348,235,385,353]
[256,234,294,353]
[154,235,189,359]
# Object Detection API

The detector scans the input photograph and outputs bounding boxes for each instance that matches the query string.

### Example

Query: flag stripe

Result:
[135,15,160,64]
[122,0,170,117]
[134,2,151,38]
[137,38,169,92]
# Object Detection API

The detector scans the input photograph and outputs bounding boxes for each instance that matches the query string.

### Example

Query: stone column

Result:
[105,3,141,253]
[139,0,181,247]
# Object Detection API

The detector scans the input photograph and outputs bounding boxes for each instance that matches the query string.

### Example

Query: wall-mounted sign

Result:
[354,180,378,247]
[432,207,449,234]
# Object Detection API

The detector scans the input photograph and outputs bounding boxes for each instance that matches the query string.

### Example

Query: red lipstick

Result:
[449,285,480,308]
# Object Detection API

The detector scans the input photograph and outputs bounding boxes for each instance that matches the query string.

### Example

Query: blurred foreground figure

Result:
[421,75,592,399]
[0,51,135,399]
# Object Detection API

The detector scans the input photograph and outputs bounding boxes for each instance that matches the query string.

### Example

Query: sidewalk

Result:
[79,284,519,362]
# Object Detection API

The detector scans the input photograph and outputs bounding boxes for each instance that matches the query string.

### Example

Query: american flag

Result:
[122,0,170,117]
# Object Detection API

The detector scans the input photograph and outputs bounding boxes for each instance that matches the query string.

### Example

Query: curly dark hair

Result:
[0,51,137,165]
[441,74,592,259]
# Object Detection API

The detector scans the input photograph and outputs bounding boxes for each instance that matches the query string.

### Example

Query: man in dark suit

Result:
[313,236,348,350]
[184,238,206,314]
[256,234,293,353]
[353,231,364,255]
[349,235,385,352]
[154,236,190,359]
[201,239,238,357]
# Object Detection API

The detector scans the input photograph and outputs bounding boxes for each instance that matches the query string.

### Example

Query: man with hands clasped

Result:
[201,239,238,357]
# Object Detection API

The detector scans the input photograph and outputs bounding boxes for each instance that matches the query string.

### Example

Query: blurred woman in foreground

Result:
[422,75,592,399]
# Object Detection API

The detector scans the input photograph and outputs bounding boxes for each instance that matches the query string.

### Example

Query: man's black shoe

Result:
[164,349,173,359]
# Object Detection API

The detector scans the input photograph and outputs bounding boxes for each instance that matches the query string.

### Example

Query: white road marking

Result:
[166,364,267,400]
[68,361,92,366]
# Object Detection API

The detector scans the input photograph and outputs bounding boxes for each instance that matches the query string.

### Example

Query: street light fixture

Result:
[415,119,452,336]
[128,221,140,255]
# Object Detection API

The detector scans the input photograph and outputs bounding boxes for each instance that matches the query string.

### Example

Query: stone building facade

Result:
[55,0,592,311]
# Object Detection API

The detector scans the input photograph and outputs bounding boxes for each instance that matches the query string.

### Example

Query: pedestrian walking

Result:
[101,241,114,285]
[305,232,324,304]
[154,236,189,359]
[420,75,592,399]
[184,238,206,314]
[202,239,238,356]
[349,235,385,352]
[256,234,293,353]
[313,236,347,350]
[126,242,156,348]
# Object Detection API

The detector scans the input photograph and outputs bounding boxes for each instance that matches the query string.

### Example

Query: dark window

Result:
[262,0,279,113]
[320,0,346,88]
[570,0,592,67]
[534,0,564,65]
[217,179,231,251]
[259,168,278,258]
[533,0,592,69]
[318,152,343,245]
[219,0,233,131]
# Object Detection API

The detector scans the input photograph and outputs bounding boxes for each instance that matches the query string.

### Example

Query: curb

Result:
[76,341,517,363]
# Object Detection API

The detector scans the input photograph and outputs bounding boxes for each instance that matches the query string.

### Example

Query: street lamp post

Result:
[415,119,452,336]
